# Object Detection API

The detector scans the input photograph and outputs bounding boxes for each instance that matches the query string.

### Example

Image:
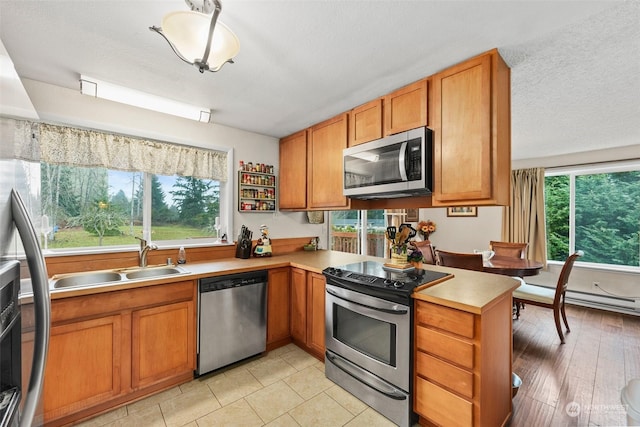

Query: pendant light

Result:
[150,0,239,73]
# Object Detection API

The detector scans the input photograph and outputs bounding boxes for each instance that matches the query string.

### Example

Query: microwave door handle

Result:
[398,141,408,181]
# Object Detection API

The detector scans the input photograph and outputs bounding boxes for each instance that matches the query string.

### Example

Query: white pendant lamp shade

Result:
[161,11,239,71]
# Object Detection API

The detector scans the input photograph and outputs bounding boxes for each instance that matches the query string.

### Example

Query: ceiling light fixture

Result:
[80,75,212,123]
[150,0,239,73]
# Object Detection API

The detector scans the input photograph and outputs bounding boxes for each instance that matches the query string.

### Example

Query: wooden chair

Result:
[513,251,582,344]
[436,250,484,271]
[489,241,528,259]
[413,240,437,265]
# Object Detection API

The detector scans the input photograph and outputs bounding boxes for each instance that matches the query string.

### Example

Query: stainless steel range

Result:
[323,261,451,427]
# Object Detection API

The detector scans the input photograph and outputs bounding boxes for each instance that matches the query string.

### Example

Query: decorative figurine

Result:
[253,224,273,257]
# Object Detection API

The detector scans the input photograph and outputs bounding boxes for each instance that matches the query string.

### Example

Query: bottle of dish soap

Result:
[177,246,186,264]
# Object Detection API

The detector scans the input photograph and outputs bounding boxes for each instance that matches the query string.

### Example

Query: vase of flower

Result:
[417,219,437,241]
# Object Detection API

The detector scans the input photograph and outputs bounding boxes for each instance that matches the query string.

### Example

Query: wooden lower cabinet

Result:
[132,300,195,389]
[289,268,325,360]
[267,267,291,349]
[306,272,326,358]
[414,295,512,427]
[44,315,125,421]
[290,267,307,343]
[43,281,196,426]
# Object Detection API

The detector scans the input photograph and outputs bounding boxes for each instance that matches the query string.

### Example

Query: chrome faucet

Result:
[135,237,158,267]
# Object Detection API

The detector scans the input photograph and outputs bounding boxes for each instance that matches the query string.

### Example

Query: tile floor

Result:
[76,344,398,427]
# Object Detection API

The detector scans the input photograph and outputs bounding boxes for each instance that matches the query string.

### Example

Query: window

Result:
[41,163,220,250]
[329,210,387,257]
[544,162,640,269]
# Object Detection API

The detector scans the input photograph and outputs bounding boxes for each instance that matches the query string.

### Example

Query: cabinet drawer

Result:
[416,300,474,338]
[415,377,472,427]
[416,351,473,399]
[416,326,474,369]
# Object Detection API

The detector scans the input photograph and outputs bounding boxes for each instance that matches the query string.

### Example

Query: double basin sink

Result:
[50,265,190,290]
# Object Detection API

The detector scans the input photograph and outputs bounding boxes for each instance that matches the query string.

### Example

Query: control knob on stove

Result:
[327,268,343,276]
[383,279,403,288]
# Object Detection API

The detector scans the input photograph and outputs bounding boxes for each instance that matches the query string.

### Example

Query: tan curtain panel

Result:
[0,118,40,162]
[38,123,227,181]
[502,168,547,268]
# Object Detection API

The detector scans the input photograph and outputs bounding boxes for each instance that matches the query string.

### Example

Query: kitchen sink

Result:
[124,267,186,280]
[52,271,123,289]
[50,266,189,290]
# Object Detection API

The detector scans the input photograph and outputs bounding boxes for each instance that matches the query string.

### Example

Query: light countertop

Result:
[23,250,520,313]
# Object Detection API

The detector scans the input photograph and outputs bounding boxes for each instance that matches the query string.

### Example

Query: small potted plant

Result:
[407,242,424,268]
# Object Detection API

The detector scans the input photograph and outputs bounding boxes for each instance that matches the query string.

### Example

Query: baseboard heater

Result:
[526,284,639,316]
[565,288,639,316]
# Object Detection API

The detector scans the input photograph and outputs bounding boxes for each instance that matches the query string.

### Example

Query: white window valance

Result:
[0,118,40,162]
[38,122,227,181]
[0,117,227,181]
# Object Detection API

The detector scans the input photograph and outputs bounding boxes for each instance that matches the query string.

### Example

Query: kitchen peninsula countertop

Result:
[23,250,520,313]
[412,264,520,314]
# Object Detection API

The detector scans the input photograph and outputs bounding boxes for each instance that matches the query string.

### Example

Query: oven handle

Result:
[326,351,407,401]
[326,286,408,315]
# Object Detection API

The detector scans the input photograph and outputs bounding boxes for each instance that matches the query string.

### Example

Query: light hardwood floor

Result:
[509,303,640,427]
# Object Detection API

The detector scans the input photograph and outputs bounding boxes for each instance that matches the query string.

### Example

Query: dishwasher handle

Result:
[199,270,267,292]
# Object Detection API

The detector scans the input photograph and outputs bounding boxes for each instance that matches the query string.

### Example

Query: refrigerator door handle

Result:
[12,189,51,427]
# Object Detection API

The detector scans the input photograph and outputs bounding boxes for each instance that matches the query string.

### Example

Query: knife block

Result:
[235,241,252,259]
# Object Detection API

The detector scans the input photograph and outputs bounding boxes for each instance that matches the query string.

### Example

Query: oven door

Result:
[325,284,410,392]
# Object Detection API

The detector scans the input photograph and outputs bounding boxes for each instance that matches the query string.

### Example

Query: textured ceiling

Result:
[0,0,638,161]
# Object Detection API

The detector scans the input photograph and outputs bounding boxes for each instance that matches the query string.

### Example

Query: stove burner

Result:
[322,261,451,304]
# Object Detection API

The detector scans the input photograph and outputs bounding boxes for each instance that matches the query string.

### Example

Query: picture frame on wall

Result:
[406,208,419,222]
[447,206,477,217]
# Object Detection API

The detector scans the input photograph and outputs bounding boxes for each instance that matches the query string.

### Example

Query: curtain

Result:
[502,168,547,267]
[0,118,40,162]
[38,122,227,181]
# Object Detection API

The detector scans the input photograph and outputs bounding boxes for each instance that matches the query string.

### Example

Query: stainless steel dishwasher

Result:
[197,270,267,376]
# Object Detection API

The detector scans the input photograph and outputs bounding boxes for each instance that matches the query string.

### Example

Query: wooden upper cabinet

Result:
[432,49,511,206]
[384,79,428,136]
[348,98,383,147]
[279,130,308,210]
[308,113,350,209]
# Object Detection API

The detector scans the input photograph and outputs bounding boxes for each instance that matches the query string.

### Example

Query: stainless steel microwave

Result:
[343,127,432,199]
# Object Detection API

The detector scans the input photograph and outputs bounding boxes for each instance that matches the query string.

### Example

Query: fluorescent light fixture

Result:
[79,74,211,123]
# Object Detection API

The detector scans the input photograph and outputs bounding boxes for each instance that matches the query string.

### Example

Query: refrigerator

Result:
[1,130,51,425]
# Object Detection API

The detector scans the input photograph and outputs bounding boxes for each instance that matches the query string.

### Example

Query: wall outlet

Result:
[592,281,600,291]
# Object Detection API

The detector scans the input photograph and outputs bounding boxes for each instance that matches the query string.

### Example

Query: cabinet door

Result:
[306,272,326,359]
[349,98,383,146]
[131,300,195,389]
[290,268,307,343]
[43,315,125,421]
[384,79,428,136]
[432,51,511,206]
[279,130,308,209]
[308,113,349,209]
[267,267,291,346]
